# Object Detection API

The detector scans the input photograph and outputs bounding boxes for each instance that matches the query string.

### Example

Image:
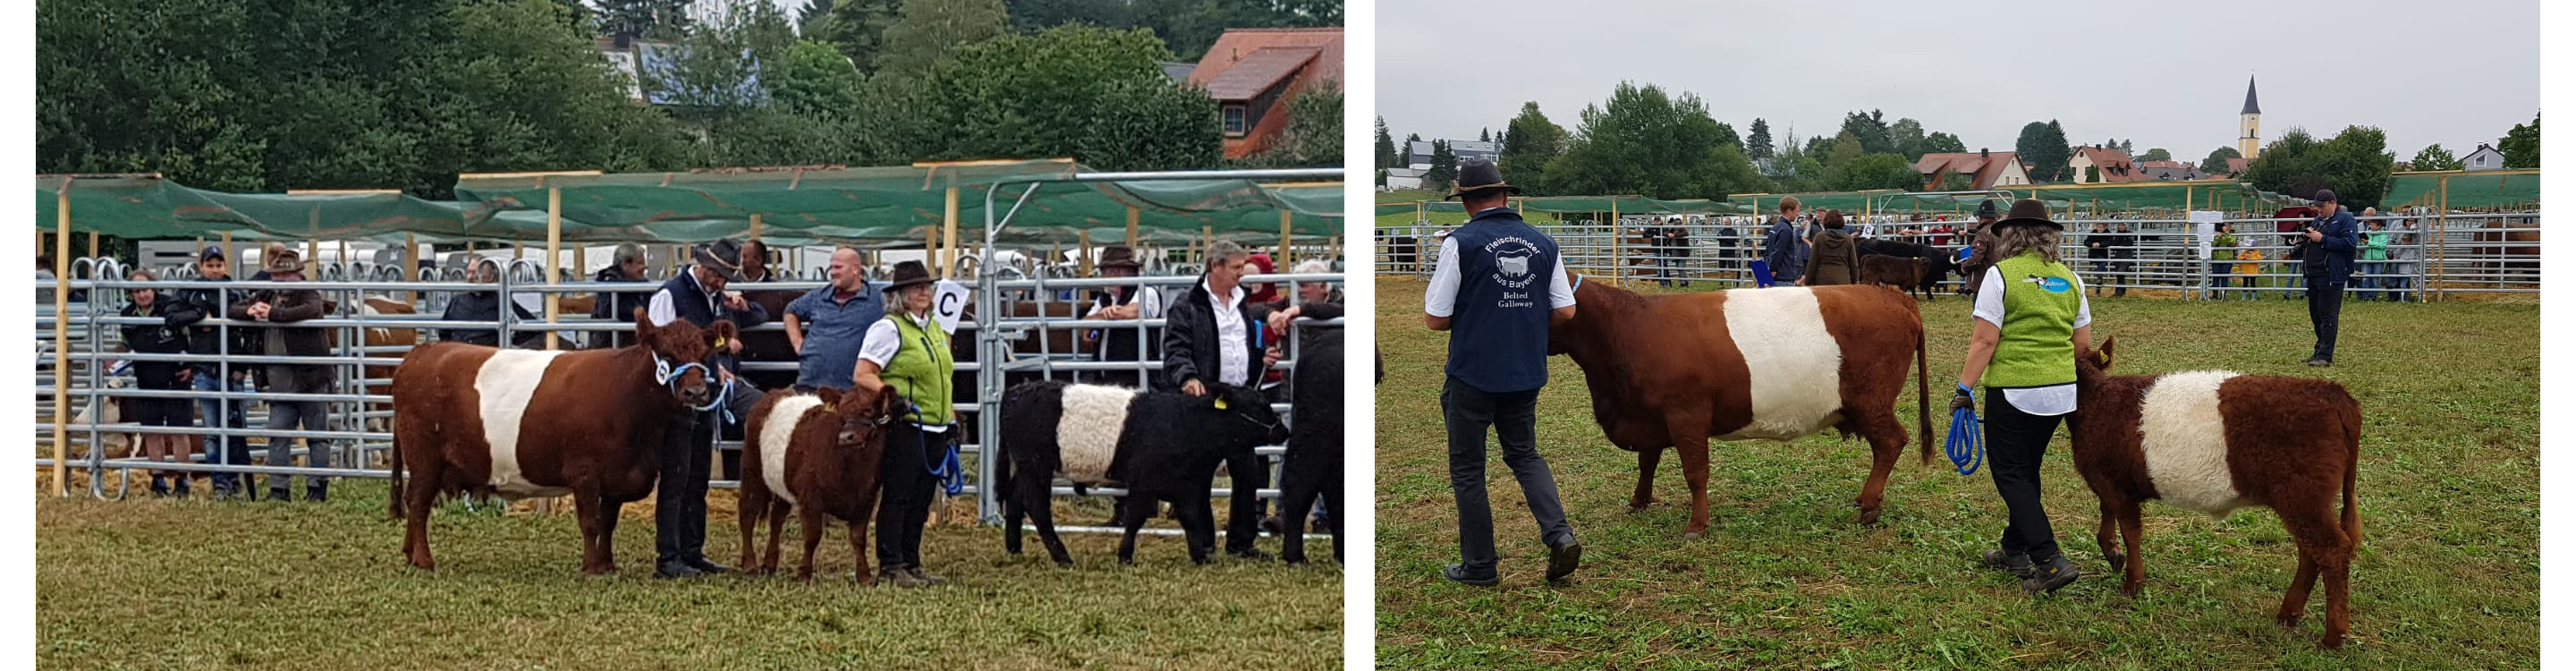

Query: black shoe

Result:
[1444,563,1499,587]
[1545,539,1583,582]
[1981,548,2035,579]
[267,488,292,502]
[1311,518,1331,534]
[684,556,731,575]
[1229,547,1271,561]
[174,480,191,497]
[150,479,171,497]
[904,566,947,586]
[2021,555,2080,595]
[1258,515,1285,536]
[654,560,707,579]
[306,485,327,503]
[2305,357,2333,368]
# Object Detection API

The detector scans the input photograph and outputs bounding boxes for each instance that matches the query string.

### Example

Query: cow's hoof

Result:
[1682,531,1705,540]
[2276,612,2305,628]
[1626,503,1649,514]
[2318,633,2345,650]
[2103,552,2126,572]
[1856,509,1882,526]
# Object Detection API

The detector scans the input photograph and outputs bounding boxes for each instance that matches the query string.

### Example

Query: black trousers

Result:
[656,409,716,565]
[2308,280,2344,361]
[1223,447,1268,555]
[1985,388,2065,561]
[877,422,945,571]
[1444,376,1573,569]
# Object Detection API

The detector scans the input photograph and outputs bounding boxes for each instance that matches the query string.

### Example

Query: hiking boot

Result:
[1545,539,1584,583]
[2021,555,2080,596]
[1981,548,2035,579]
[654,560,706,580]
[880,567,930,588]
[1443,563,1499,587]
[904,566,947,586]
[1230,547,1272,561]
[306,484,328,503]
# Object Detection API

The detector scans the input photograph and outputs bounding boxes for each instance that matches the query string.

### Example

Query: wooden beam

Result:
[1125,206,1140,250]
[1279,209,1294,269]
[1076,230,1092,276]
[51,181,72,496]
[404,233,419,303]
[942,187,960,279]
[544,185,564,352]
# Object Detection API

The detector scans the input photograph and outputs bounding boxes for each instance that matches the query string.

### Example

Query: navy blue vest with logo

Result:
[1444,208,1562,394]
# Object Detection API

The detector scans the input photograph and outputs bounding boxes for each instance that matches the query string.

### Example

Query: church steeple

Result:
[2241,75,2261,115]
[2238,75,2262,159]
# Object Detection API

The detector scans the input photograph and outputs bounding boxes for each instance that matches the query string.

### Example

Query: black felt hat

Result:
[1445,159,1522,200]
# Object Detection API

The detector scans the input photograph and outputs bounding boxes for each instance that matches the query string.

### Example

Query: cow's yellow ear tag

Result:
[1214,398,1230,410]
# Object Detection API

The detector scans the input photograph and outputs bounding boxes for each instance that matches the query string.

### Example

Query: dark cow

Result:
[1856,254,1929,297]
[1277,321,1343,565]
[2069,337,2362,649]
[1857,238,1958,299]
[737,386,906,582]
[1549,282,1931,538]
[1384,236,1422,273]
[997,379,1289,566]
[389,310,736,574]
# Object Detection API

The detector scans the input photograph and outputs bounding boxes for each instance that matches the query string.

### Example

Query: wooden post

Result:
[50,180,72,496]
[942,186,960,279]
[924,227,939,276]
[749,213,764,241]
[1610,200,1622,287]
[1075,230,1092,276]
[222,233,235,275]
[2436,174,2449,302]
[1279,209,1294,269]
[404,233,419,303]
[87,232,98,259]
[543,185,563,351]
[1124,206,1141,250]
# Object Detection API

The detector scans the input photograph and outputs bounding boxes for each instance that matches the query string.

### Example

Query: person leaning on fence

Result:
[228,249,338,503]
[2359,219,2391,302]
[851,260,957,589]
[1244,252,1292,403]
[783,246,883,394]
[119,268,198,497]
[170,246,256,498]
[589,242,654,350]
[2300,190,2360,367]
[1798,209,1862,287]
[2083,223,2112,295]
[1257,259,1344,536]
[643,239,771,579]
[1422,159,1582,587]
[1958,199,2004,296]
[439,259,540,348]
[1162,239,1282,560]
[1761,197,1806,285]
[1080,245,1164,390]
[1953,199,2095,595]
[2387,227,2420,302]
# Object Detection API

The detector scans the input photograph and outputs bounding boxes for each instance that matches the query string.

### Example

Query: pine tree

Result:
[1746,117,1774,159]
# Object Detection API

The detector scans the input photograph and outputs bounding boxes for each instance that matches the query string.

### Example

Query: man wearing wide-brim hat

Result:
[1422,159,1583,586]
[1080,244,1165,389]
[1950,199,2096,595]
[228,247,343,502]
[643,237,772,579]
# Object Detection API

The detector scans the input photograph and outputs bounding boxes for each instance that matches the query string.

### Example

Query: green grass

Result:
[1373,277,2537,669]
[38,483,1342,671]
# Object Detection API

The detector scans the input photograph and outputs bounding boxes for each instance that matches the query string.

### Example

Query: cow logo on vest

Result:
[1485,236,1543,308]
[2020,275,2072,293]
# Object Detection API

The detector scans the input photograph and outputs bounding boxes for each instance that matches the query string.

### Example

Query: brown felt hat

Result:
[1991,199,2061,230]
[693,239,745,280]
[883,260,936,292]
[1097,245,1142,269]
[262,248,304,275]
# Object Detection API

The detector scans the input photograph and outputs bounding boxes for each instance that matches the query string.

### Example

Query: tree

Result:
[1374,116,1396,169]
[1498,101,1565,193]
[2501,111,2539,168]
[1832,153,1924,191]
[2015,120,2072,182]
[1238,84,1338,167]
[1479,127,1490,142]
[600,0,693,39]
[875,0,1008,76]
[2200,146,2241,175]
[2411,143,2462,172]
[1538,81,1761,200]
[646,0,797,116]
[1425,140,1457,191]
[1402,132,1421,166]
[1888,117,1925,159]
[898,25,1216,170]
[1746,117,1774,159]
[1839,109,1892,155]
[2085,166,2100,183]
[2240,125,2396,209]
[1823,131,1864,169]
[1918,132,1965,156]
[1714,122,1741,152]
[2136,148,2172,162]
[809,0,902,70]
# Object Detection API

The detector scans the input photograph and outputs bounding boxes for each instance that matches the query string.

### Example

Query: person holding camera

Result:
[2300,190,2361,367]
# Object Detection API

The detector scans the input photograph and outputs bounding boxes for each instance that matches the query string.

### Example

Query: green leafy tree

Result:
[2240,125,2395,209]
[1425,140,1457,192]
[1714,122,1741,151]
[876,0,1008,76]
[1239,84,1339,167]
[1839,109,1892,155]
[600,0,694,39]
[2136,148,2172,162]
[1824,131,1864,170]
[809,0,902,70]
[1374,116,1396,169]
[897,25,1214,170]
[2411,143,2462,171]
[1746,117,1774,160]
[2500,111,2539,168]
[1918,132,1965,156]
[1086,73,1224,170]
[1887,117,1925,159]
[768,40,867,118]
[1498,101,1565,193]
[2016,120,2072,182]
[1539,81,1758,200]
[648,0,797,115]
[2085,166,2100,183]
[2200,146,2241,175]
[1832,153,1924,191]
[1936,171,1973,192]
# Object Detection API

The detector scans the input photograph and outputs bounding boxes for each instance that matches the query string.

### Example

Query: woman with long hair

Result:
[1953,200,2096,595]
[1796,210,1862,286]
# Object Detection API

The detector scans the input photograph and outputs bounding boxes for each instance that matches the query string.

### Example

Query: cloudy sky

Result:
[1377,0,2538,163]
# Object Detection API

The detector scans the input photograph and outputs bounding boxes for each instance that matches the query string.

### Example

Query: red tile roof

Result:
[1202,47,1319,100]
[1915,151,2024,191]
[1190,28,1343,89]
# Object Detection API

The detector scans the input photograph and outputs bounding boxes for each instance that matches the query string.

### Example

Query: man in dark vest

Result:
[644,239,770,578]
[1424,159,1582,586]
[1080,245,1165,390]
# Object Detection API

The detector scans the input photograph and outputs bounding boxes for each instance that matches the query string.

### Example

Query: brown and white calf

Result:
[1548,282,1932,538]
[2069,337,2362,649]
[738,386,906,583]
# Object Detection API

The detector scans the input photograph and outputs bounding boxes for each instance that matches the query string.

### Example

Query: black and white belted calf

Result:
[996,379,1290,566]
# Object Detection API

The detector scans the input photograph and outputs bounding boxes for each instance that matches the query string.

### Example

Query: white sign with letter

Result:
[932,280,971,336]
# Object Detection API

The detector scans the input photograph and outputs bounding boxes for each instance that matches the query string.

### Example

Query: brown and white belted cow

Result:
[389,309,737,574]
[1549,282,1931,538]
[2069,337,2363,649]
[737,386,906,582]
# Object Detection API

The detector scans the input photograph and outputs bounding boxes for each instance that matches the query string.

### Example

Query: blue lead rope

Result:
[655,357,736,423]
[1945,386,1984,475]
[899,401,966,496]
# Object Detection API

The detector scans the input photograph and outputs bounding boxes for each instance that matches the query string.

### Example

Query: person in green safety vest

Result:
[1953,199,2097,596]
[852,260,956,589]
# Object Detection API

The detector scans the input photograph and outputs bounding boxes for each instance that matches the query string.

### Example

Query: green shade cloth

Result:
[2383,171,2540,210]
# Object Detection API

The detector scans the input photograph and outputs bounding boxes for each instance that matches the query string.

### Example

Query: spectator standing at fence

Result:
[1798,209,1862,286]
[119,269,197,497]
[2301,190,2360,367]
[784,247,883,394]
[1244,252,1292,403]
[1081,245,1164,389]
[1953,199,2094,595]
[1423,160,1582,586]
[1668,219,1693,285]
[644,239,770,579]
[1260,259,1343,537]
[1164,239,1282,560]
[852,260,957,589]
[2235,238,2266,301]
[170,246,254,498]
[2105,223,2140,297]
[2388,231,2420,302]
[229,249,337,503]
[1959,200,2004,296]
[439,259,539,347]
[2359,219,2390,302]
[589,242,654,349]
[1761,197,1806,285]
[2209,223,2240,302]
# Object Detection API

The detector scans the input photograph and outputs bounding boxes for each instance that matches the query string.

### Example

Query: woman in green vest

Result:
[2209,223,2239,302]
[853,260,956,588]
[1952,199,2095,596]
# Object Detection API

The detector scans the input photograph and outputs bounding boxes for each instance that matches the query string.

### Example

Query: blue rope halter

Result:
[1945,384,1984,475]
[653,355,733,421]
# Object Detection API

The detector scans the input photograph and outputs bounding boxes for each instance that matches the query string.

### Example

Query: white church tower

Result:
[2239,75,2262,159]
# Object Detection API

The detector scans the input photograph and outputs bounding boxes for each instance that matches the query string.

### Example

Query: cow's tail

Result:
[1914,317,1932,466]
[386,414,405,521]
[2339,387,2362,546]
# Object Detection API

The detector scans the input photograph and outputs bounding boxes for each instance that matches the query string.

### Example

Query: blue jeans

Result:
[2357,262,2383,300]
[192,372,253,493]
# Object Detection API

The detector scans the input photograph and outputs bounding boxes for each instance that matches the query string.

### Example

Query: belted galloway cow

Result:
[737,386,907,582]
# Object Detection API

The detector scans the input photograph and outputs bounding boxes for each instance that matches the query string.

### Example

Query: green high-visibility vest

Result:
[1980,251,2082,389]
[879,311,954,426]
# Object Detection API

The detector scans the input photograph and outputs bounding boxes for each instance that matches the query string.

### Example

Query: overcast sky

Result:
[1378,0,2538,163]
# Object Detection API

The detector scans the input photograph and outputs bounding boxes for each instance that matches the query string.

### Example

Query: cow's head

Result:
[631,307,737,409]
[1202,383,1290,449]
[818,386,906,451]
[2075,336,2119,383]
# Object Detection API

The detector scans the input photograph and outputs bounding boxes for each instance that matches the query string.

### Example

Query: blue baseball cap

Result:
[199,246,225,261]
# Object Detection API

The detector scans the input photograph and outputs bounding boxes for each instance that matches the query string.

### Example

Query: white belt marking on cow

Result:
[474,349,573,499]
[2140,370,2246,517]
[758,395,826,507]
[361,302,393,344]
[1717,287,1846,440]
[1056,385,1137,484]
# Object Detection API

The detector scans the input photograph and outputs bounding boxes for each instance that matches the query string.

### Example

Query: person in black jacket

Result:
[589,242,655,349]
[229,250,339,502]
[439,259,539,347]
[119,269,197,497]
[644,239,770,579]
[1160,240,1279,559]
[168,246,255,498]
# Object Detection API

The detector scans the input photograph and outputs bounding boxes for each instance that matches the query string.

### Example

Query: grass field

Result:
[37,482,1342,671]
[1373,276,2538,669]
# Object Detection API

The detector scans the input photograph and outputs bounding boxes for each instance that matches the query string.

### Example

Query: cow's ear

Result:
[631,307,656,344]
[2096,336,2118,370]
[709,319,740,344]
[814,386,842,406]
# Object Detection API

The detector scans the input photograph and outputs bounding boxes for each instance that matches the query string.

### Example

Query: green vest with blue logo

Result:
[880,311,954,426]
[1980,251,2081,389]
